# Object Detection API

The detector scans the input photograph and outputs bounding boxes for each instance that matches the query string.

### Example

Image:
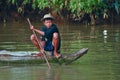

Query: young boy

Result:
[30,13,61,58]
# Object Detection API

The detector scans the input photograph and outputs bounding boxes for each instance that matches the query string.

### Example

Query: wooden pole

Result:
[27,18,51,69]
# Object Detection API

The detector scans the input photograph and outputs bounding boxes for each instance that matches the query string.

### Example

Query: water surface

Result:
[0,22,120,80]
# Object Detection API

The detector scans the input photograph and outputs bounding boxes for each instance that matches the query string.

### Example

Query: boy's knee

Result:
[30,34,35,40]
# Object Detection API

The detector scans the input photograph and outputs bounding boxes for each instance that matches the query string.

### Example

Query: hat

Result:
[41,13,54,21]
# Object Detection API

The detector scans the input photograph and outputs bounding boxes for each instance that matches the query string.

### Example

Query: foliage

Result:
[6,0,116,15]
[7,0,66,10]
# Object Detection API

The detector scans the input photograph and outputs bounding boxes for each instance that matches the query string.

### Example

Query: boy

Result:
[30,13,61,58]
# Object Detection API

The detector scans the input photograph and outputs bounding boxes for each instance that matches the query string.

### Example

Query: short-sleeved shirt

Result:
[41,24,61,52]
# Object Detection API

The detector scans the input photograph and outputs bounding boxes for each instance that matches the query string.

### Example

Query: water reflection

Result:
[45,68,60,80]
[0,22,120,80]
[114,29,119,42]
[90,26,97,39]
[103,29,107,43]
[0,66,61,80]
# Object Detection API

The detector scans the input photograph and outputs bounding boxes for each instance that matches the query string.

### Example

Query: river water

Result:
[0,21,120,80]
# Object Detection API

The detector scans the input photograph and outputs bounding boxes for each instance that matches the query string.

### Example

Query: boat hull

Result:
[0,48,88,65]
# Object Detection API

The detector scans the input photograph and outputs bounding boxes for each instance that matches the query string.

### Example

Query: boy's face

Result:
[43,20,53,28]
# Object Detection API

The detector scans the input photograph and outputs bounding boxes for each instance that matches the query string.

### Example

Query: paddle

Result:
[27,18,51,69]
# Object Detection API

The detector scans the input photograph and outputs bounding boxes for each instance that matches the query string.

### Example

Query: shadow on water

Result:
[0,22,120,80]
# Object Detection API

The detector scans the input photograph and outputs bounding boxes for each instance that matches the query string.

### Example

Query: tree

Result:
[6,0,120,24]
[7,0,106,13]
[7,0,107,23]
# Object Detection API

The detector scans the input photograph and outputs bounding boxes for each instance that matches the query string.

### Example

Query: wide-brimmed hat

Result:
[41,13,54,21]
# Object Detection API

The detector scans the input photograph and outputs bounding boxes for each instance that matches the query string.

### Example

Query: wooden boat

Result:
[0,48,88,65]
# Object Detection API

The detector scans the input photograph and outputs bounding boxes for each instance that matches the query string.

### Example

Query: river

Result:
[0,21,120,80]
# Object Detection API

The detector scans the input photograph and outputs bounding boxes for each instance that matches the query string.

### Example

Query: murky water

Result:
[0,21,120,80]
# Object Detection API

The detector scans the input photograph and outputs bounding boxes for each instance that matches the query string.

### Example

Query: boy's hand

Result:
[30,25,34,30]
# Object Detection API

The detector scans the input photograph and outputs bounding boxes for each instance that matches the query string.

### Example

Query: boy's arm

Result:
[30,25,45,36]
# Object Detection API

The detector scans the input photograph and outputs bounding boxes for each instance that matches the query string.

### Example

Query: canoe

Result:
[0,48,88,65]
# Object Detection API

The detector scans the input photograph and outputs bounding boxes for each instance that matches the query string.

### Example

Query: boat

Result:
[0,48,88,65]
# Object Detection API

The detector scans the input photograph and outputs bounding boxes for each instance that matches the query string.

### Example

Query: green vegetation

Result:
[7,0,106,14]
[0,0,120,24]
